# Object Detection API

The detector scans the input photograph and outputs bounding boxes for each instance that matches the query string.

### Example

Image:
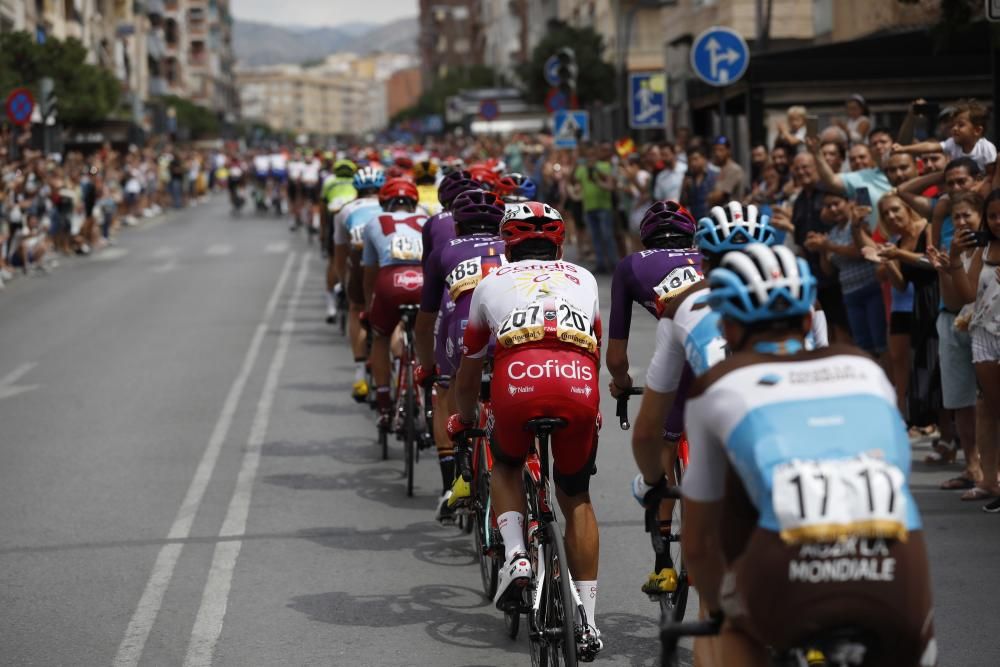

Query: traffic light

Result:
[556,47,577,93]
[40,76,57,124]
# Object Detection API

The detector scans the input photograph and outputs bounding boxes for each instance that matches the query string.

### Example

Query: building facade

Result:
[418,0,483,87]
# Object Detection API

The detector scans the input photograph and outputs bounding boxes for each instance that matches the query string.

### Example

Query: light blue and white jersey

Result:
[334,197,381,248]
[645,286,727,393]
[361,210,428,268]
[682,347,920,544]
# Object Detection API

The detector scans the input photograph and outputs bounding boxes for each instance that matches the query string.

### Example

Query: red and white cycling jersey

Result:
[463,259,602,360]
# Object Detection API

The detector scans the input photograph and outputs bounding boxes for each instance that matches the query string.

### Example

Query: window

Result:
[813,0,833,36]
[453,37,469,54]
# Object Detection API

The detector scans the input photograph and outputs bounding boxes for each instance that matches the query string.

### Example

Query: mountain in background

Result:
[234,17,418,67]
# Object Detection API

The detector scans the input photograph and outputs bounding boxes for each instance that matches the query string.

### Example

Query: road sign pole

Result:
[719,87,726,138]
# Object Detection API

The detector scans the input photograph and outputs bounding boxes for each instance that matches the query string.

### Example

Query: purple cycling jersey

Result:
[421,233,505,373]
[420,210,456,268]
[607,247,703,340]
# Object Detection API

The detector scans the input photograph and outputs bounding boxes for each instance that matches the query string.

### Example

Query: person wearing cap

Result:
[708,136,745,206]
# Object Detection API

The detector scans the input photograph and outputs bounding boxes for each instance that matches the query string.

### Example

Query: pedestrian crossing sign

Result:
[629,72,666,130]
[552,110,590,148]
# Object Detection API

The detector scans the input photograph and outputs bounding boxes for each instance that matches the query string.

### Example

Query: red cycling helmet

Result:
[500,201,565,248]
[468,164,500,191]
[378,177,419,206]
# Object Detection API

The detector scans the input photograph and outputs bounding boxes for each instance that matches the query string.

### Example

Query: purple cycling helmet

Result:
[452,189,506,235]
[639,200,698,249]
[437,170,483,208]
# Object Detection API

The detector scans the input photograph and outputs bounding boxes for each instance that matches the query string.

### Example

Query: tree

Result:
[517,20,616,107]
[158,95,219,139]
[0,31,120,125]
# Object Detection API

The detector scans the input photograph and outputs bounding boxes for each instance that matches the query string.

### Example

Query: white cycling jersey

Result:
[253,155,270,175]
[301,160,321,185]
[463,259,601,359]
[288,159,305,181]
[334,196,380,247]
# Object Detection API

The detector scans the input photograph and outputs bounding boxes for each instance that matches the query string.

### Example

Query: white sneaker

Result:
[494,551,531,610]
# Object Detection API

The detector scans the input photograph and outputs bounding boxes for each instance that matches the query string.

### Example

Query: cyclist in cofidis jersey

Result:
[334,166,385,400]
[415,190,506,522]
[682,243,935,667]
[447,202,604,659]
[362,178,428,426]
[418,171,484,459]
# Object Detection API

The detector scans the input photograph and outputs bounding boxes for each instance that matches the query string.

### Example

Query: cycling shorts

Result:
[490,347,600,496]
[724,529,935,667]
[288,181,300,200]
[271,170,287,183]
[345,248,365,306]
[433,303,455,375]
[368,265,424,335]
[663,365,693,441]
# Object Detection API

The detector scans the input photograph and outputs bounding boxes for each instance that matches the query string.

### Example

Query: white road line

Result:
[205,244,233,257]
[112,251,297,667]
[151,246,178,259]
[183,254,310,667]
[93,247,130,262]
[151,259,178,274]
[264,241,289,254]
[0,362,39,401]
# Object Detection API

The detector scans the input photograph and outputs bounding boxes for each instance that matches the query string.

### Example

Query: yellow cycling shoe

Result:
[805,649,826,666]
[352,379,369,403]
[447,477,471,508]
[641,568,678,595]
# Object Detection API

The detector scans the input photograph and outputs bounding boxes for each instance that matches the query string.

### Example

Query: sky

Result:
[232,0,418,28]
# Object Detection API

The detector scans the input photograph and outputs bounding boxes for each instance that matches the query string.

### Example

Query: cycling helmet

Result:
[438,170,482,208]
[639,201,697,248]
[378,177,419,207]
[394,154,414,170]
[452,190,506,235]
[333,159,357,178]
[353,166,385,193]
[695,201,776,255]
[468,164,500,191]
[412,159,439,183]
[706,244,817,324]
[500,201,566,248]
[498,173,538,203]
[441,157,465,175]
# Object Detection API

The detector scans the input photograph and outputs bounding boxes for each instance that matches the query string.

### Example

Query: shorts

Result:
[936,311,976,409]
[346,248,365,306]
[725,529,935,667]
[816,284,849,333]
[288,181,300,200]
[368,265,424,335]
[889,312,912,336]
[663,364,692,441]
[490,347,600,496]
[303,184,320,204]
[271,170,287,183]
[433,300,456,375]
[971,326,1000,363]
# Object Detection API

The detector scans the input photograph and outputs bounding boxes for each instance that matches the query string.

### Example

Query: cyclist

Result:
[415,189,506,521]
[413,159,443,216]
[287,150,305,226]
[300,151,322,238]
[362,178,428,426]
[682,243,935,667]
[334,166,385,398]
[447,202,604,658]
[252,150,270,211]
[497,172,538,204]
[322,159,358,324]
[269,148,288,214]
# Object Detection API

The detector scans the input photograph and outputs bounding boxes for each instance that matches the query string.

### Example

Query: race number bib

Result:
[390,236,422,261]
[772,454,908,545]
[497,302,544,348]
[447,257,484,298]
[654,265,702,315]
[555,301,598,354]
[349,225,365,248]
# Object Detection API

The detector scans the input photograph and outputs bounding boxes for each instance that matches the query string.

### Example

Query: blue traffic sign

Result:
[479,99,499,121]
[544,55,561,87]
[552,110,589,148]
[690,26,749,87]
[629,72,666,130]
[6,87,35,126]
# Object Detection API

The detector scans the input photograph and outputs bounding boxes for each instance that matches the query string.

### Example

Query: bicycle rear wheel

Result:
[545,521,578,667]
[403,378,416,497]
[659,457,688,623]
[475,443,498,599]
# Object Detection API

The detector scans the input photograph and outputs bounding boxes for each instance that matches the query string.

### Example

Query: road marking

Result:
[93,247,129,262]
[264,241,289,254]
[0,362,39,401]
[183,254,310,667]
[151,259,178,274]
[205,244,233,257]
[113,251,298,667]
[151,246,177,259]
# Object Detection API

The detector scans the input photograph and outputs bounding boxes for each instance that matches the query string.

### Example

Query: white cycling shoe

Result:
[494,551,531,610]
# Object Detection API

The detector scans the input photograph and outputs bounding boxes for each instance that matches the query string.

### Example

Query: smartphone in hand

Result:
[806,115,819,139]
[854,186,872,208]
[964,229,990,247]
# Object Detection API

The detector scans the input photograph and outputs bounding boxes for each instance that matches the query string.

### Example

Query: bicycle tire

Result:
[658,456,689,623]
[378,421,388,461]
[475,445,498,599]
[546,521,578,667]
[404,379,416,497]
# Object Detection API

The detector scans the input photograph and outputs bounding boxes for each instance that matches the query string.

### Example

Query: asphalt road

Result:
[0,197,997,666]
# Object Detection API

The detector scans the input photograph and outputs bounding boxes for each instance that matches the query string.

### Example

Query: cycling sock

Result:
[438,455,455,492]
[353,359,365,382]
[574,580,598,627]
[497,511,525,560]
[375,386,391,411]
[654,538,674,573]
[325,291,337,315]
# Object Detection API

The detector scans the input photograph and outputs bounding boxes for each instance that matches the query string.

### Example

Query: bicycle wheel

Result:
[403,381,416,497]
[659,457,688,623]
[378,421,388,461]
[545,521,578,667]
[475,443,498,599]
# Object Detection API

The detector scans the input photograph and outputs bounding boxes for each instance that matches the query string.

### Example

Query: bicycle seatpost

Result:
[616,387,645,431]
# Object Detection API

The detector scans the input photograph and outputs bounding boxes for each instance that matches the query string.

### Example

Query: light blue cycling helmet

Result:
[695,201,775,255]
[706,244,817,323]
[353,166,385,193]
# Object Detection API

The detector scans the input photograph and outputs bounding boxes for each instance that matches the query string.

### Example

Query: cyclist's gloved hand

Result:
[414,365,435,390]
[446,414,475,441]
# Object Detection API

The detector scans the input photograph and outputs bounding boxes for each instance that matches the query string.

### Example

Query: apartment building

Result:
[417,0,483,87]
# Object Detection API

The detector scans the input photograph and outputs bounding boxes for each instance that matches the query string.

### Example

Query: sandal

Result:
[960,486,997,501]
[940,476,975,490]
[924,440,958,465]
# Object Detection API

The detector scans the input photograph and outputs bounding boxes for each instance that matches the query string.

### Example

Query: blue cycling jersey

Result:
[361,210,428,268]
